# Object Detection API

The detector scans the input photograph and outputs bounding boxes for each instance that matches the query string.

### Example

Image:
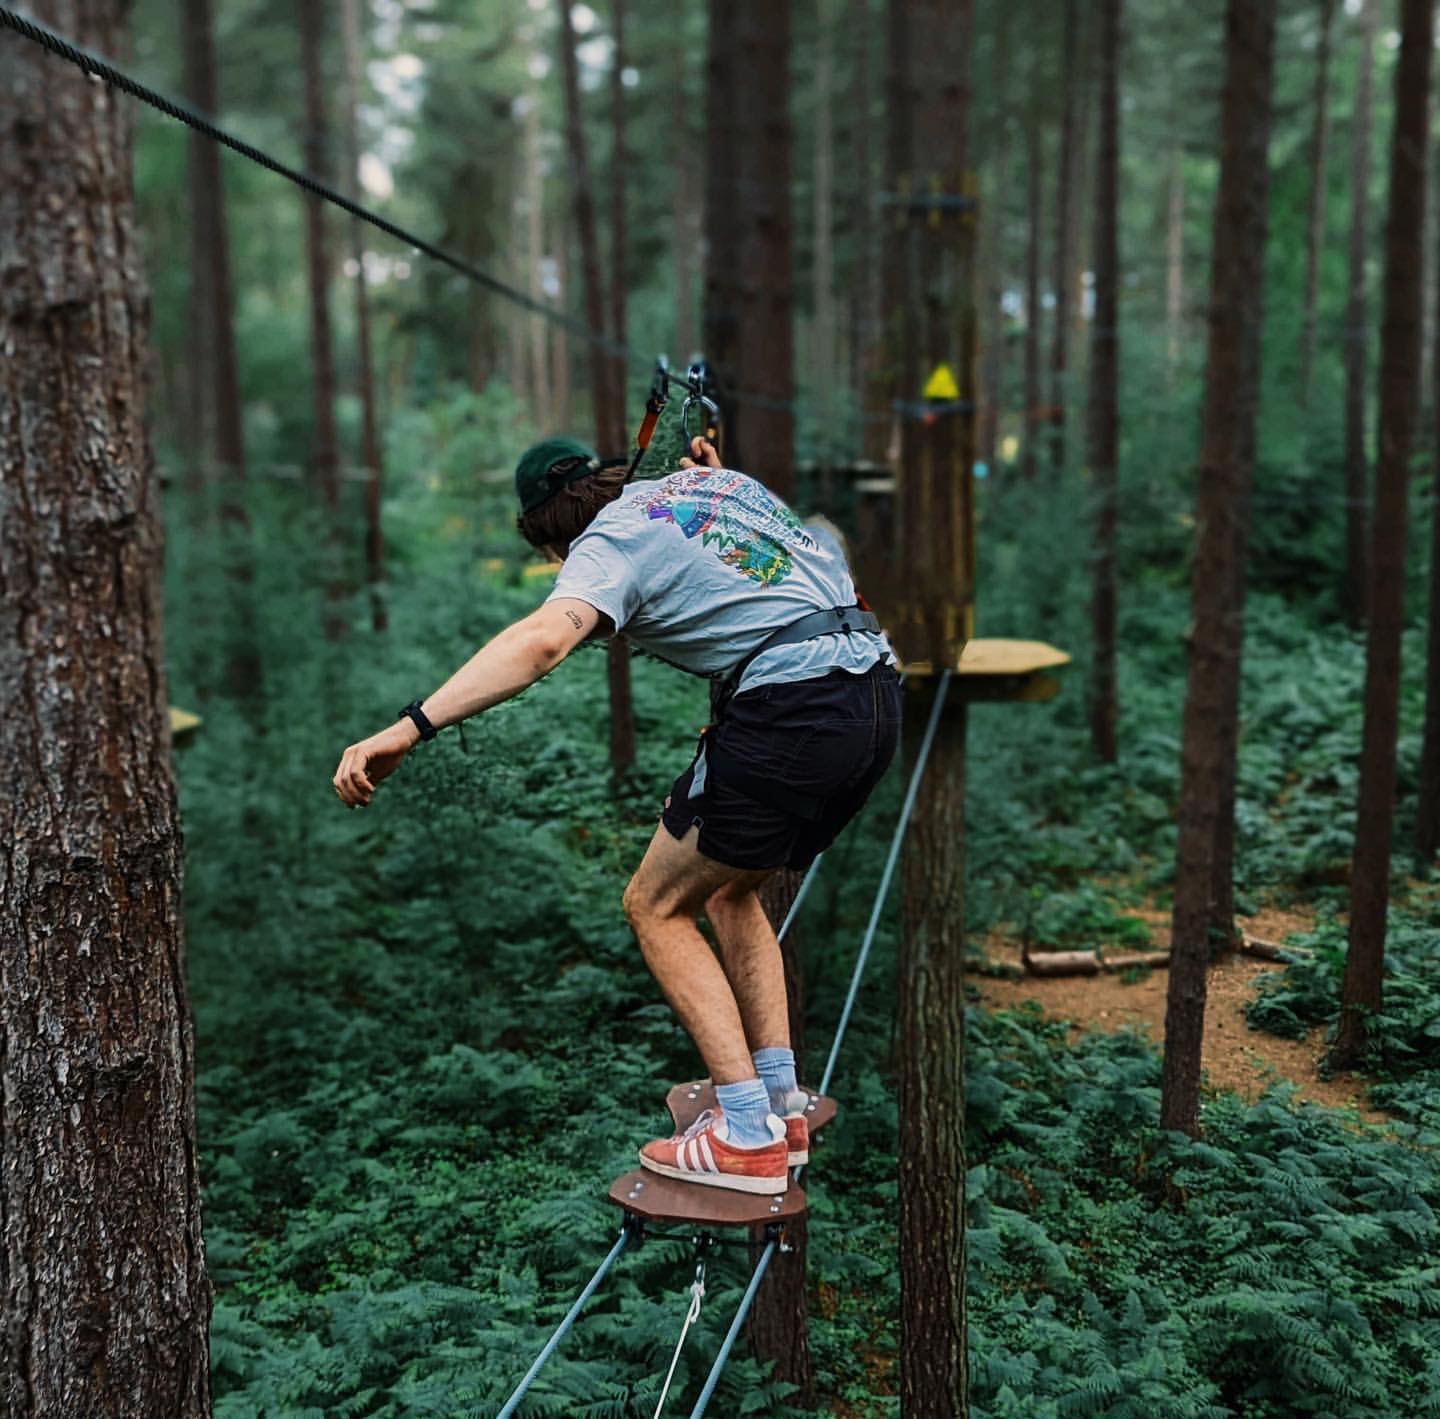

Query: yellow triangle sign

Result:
[923,362,960,401]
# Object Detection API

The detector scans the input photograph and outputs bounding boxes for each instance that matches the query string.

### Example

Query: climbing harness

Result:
[652,1246,709,1418]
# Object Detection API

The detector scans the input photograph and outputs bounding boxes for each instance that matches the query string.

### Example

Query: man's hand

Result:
[333,719,419,808]
[679,435,722,470]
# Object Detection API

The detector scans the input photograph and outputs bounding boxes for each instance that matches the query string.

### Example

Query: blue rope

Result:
[687,1240,778,1418]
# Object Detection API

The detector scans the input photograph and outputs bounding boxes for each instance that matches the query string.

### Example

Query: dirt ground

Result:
[970,903,1389,1121]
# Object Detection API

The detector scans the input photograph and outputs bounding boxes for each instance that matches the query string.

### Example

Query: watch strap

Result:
[399,700,438,741]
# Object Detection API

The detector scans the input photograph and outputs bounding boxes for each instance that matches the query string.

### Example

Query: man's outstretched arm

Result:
[332,597,604,807]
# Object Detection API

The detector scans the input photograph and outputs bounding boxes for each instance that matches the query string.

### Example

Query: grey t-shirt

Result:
[546,466,893,692]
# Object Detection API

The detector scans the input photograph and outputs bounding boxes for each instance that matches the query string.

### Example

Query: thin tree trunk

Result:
[1333,0,1433,1069]
[813,0,837,462]
[979,6,1012,471]
[299,0,341,508]
[891,0,973,1408]
[1160,0,1277,1138]
[606,0,637,780]
[1299,0,1337,407]
[1047,0,1079,472]
[558,0,634,779]
[524,95,550,429]
[1165,150,1185,377]
[1343,0,1378,628]
[850,0,881,453]
[340,0,386,632]
[1088,0,1122,766]
[0,6,214,1412]
[747,871,813,1405]
[672,72,699,365]
[1022,115,1043,481]
[1417,406,1440,864]
[551,204,572,429]
[702,2,795,493]
[179,0,246,512]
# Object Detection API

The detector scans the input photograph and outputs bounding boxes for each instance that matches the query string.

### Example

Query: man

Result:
[333,436,902,1194]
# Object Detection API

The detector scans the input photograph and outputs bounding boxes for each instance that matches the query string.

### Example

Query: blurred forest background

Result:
[6,0,1440,1414]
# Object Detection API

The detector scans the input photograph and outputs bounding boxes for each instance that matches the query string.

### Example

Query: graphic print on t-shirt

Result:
[636,469,816,587]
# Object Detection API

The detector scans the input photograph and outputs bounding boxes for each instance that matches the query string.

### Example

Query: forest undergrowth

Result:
[166,412,1440,1417]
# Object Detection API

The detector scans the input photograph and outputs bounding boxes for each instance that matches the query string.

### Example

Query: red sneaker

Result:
[639,1109,788,1194]
[782,1111,810,1167]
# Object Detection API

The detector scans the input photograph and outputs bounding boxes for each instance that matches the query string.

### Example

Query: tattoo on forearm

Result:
[565,609,583,631]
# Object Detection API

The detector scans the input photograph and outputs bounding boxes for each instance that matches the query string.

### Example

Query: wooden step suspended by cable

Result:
[901,636,1071,703]
[606,1080,837,1229]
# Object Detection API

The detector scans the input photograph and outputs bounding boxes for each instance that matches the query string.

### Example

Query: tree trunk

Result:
[1333,0,1433,1069]
[899,688,968,1417]
[340,0,386,632]
[746,871,813,1404]
[703,2,795,495]
[1299,0,1337,407]
[978,7,1012,471]
[890,0,973,1409]
[1088,0,1122,766]
[298,0,341,508]
[1022,115,1043,481]
[1343,0,1378,629]
[557,0,635,778]
[0,7,214,1414]
[179,0,246,512]
[1160,0,1277,1138]
[850,0,882,456]
[813,0,837,462]
[1047,0,1079,472]
[672,69,700,366]
[1417,404,1440,864]
[523,94,551,430]
[1165,149,1185,378]
[608,3,637,780]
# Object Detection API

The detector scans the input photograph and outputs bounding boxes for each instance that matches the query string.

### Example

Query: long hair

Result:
[516,459,630,557]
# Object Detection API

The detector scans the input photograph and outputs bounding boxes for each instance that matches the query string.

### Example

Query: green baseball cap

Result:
[514,437,600,513]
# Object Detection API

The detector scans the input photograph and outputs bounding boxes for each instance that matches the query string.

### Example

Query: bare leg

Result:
[623,822,775,1084]
[704,882,791,1054]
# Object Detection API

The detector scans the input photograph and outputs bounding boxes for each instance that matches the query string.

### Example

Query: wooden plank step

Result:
[607,1169,806,1227]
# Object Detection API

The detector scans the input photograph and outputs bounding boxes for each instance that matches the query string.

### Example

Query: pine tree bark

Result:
[812,0,837,459]
[746,871,813,1404]
[850,0,883,458]
[1088,0,1122,767]
[523,94,551,429]
[1047,0,1079,472]
[1333,0,1433,1069]
[702,1,795,495]
[1343,0,1378,629]
[890,0,973,1409]
[1417,401,1440,864]
[0,6,214,1413]
[179,0,246,511]
[978,6,1012,471]
[1165,149,1185,378]
[298,0,341,507]
[1298,0,1337,407]
[1160,0,1277,1138]
[1021,115,1043,482]
[340,0,386,632]
[557,0,635,779]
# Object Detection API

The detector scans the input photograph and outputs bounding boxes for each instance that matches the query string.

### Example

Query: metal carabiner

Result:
[680,360,721,459]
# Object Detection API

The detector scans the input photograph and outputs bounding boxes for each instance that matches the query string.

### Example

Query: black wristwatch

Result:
[399,700,438,741]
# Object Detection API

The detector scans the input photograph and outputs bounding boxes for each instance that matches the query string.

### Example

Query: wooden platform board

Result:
[608,1168,807,1227]
[665,1080,838,1139]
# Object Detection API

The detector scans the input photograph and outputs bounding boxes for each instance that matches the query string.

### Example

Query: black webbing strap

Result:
[720,605,882,701]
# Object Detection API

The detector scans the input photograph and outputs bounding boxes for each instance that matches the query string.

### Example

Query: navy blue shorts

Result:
[661,662,903,872]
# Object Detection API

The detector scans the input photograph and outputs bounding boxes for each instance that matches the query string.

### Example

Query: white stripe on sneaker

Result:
[679,1139,694,1172]
[698,1135,718,1173]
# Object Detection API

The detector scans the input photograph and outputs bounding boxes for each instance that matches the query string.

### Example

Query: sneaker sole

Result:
[788,1149,809,1167]
[639,1153,788,1195]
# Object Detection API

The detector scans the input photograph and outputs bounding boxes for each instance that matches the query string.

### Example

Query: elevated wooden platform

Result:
[903,637,1071,702]
[604,1080,836,1229]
